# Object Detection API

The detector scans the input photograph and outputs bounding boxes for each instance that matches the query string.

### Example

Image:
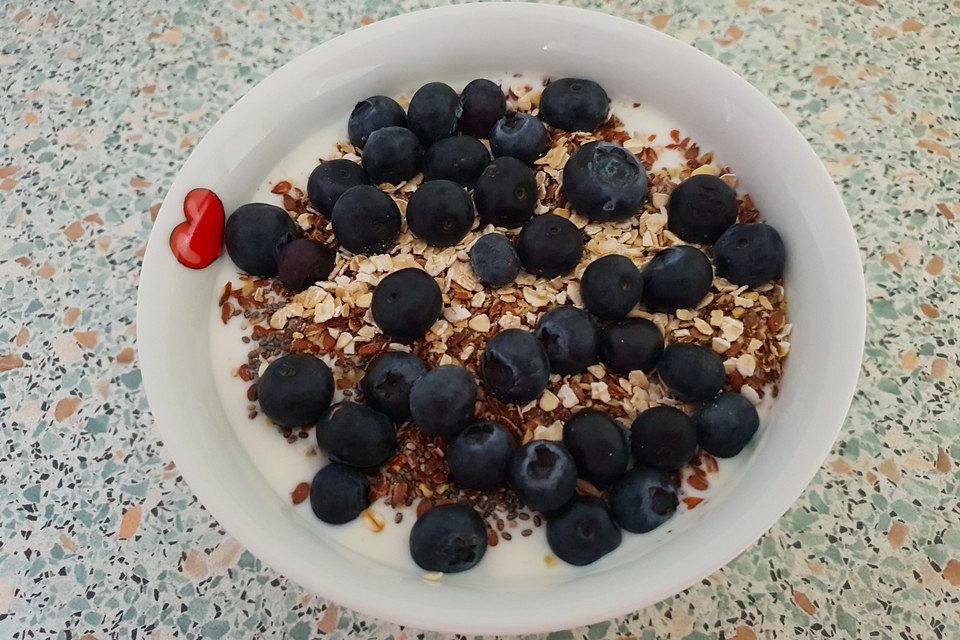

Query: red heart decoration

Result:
[169,188,225,269]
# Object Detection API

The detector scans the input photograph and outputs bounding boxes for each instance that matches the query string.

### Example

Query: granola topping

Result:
[219,87,790,535]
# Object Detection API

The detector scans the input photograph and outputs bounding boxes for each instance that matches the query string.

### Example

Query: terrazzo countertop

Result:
[2,1,958,638]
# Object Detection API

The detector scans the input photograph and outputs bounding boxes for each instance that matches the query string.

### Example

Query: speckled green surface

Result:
[1,1,958,638]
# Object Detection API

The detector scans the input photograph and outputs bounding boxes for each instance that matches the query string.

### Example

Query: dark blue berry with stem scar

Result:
[409,365,477,439]
[599,318,664,374]
[422,135,490,188]
[517,214,584,278]
[361,126,423,185]
[481,329,550,403]
[509,440,577,512]
[348,96,407,149]
[331,185,401,255]
[405,179,475,247]
[657,343,726,402]
[694,391,760,458]
[276,238,335,292]
[224,203,299,276]
[630,406,697,471]
[667,174,738,243]
[469,233,521,287]
[534,306,599,375]
[580,255,643,320]
[407,82,461,145]
[410,504,488,573]
[257,353,334,427]
[546,497,622,566]
[360,351,428,422]
[641,245,713,312]
[307,159,371,218]
[447,421,516,490]
[316,402,397,468]
[714,223,786,286]
[539,78,610,132]
[490,113,550,166]
[562,409,629,488]
[609,467,679,533]
[458,78,506,138]
[309,463,370,525]
[371,268,442,341]
[563,142,648,221]
[473,157,538,228]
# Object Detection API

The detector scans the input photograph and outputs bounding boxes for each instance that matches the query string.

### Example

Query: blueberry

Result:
[562,142,648,221]
[641,246,713,312]
[630,405,697,471]
[316,402,397,468]
[509,440,577,512]
[694,391,760,458]
[331,185,402,255]
[409,503,487,573]
[714,223,786,286]
[406,180,475,247]
[489,113,550,166]
[407,82,461,145]
[473,157,537,228]
[517,214,584,278]
[360,351,428,422]
[347,95,407,149]
[609,467,679,533]
[447,421,516,490]
[257,353,334,427]
[309,463,370,525]
[458,78,506,138]
[580,255,643,320]
[657,343,726,402]
[371,268,442,341]
[408,365,477,439]
[598,318,664,374]
[539,78,610,132]
[276,238,336,292]
[481,329,550,403]
[534,306,599,375]
[361,126,424,185]
[562,409,629,487]
[224,203,299,276]
[422,135,491,188]
[546,497,622,566]
[667,174,738,243]
[469,233,521,287]
[306,159,371,218]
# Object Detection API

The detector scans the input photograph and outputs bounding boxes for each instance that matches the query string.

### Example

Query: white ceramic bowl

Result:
[138,3,865,634]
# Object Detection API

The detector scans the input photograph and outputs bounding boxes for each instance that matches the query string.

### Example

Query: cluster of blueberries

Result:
[222,76,787,572]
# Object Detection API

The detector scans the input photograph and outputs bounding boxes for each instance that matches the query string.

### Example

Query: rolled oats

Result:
[468,314,491,333]
[736,353,757,377]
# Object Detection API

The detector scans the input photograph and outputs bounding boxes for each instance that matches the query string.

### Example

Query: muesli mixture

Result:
[217,76,790,571]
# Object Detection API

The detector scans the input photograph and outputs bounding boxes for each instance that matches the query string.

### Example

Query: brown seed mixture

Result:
[219,81,791,533]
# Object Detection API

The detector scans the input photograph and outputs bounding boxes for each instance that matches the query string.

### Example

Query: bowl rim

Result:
[137,2,866,633]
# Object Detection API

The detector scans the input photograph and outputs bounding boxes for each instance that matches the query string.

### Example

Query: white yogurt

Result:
[208,78,772,576]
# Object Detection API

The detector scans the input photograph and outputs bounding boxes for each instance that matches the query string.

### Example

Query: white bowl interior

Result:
[138,3,864,634]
